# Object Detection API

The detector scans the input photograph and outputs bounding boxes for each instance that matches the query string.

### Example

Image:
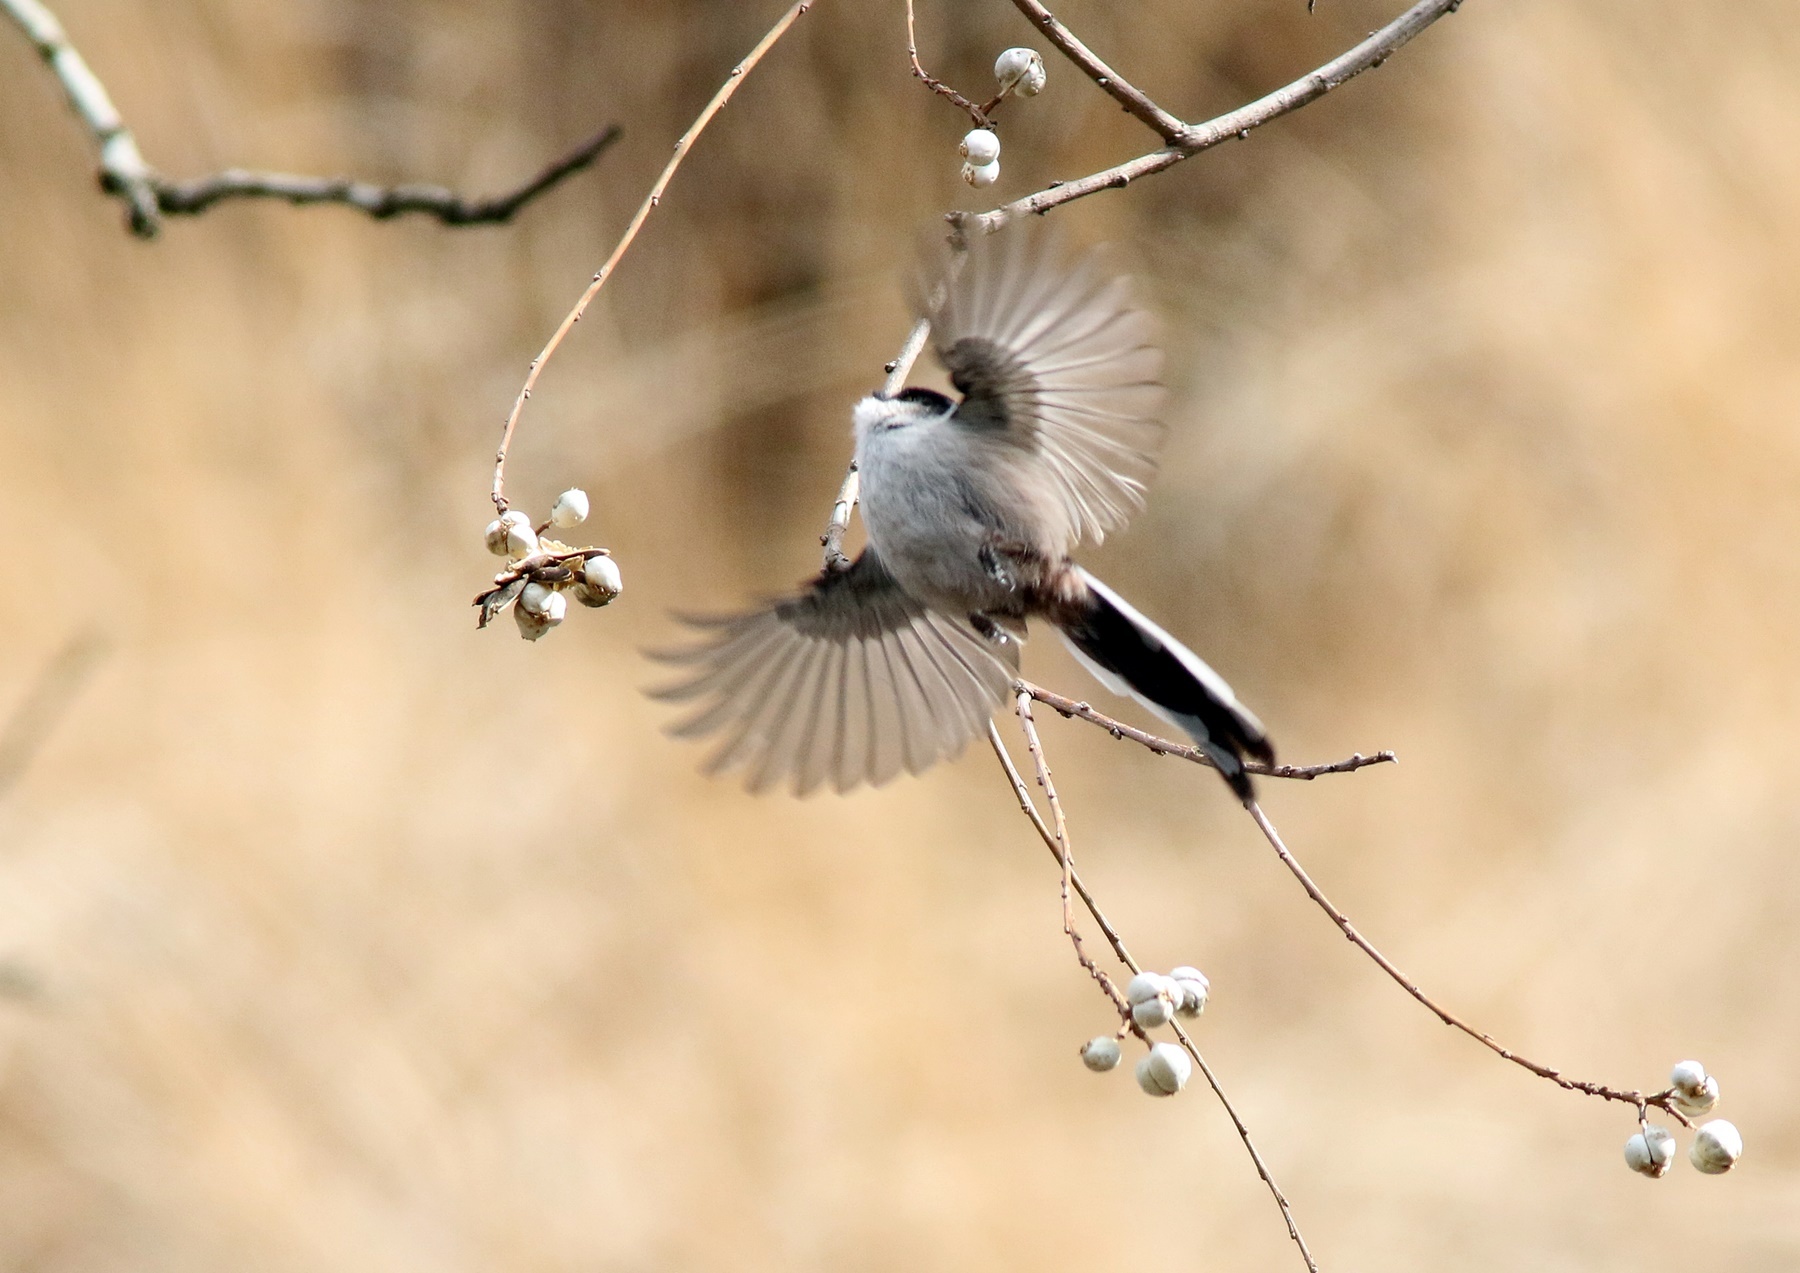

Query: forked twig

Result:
[904,0,1002,127]
[1026,681,1694,1125]
[1,0,620,237]
[968,0,1467,233]
[992,713,1320,1273]
[1022,680,1396,780]
[490,0,819,516]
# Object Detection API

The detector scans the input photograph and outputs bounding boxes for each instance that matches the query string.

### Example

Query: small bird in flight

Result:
[655,226,1273,803]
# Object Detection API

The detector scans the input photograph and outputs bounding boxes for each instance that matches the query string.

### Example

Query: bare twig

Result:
[904,0,994,127]
[990,716,1319,1273]
[1014,692,1115,1003]
[1004,0,1188,144]
[1021,680,1395,780]
[1,0,620,237]
[149,126,623,225]
[0,630,108,801]
[1243,802,1692,1123]
[967,0,1466,233]
[1020,671,1688,1120]
[987,721,1136,971]
[490,0,818,516]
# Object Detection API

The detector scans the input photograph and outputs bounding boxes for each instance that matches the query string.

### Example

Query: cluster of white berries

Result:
[1080,966,1210,1098]
[957,48,1047,189]
[476,488,622,640]
[1624,1060,1742,1178]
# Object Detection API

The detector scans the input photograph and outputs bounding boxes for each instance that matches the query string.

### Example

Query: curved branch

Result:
[150,126,622,225]
[490,0,818,515]
[2,0,620,237]
[1244,802,1693,1123]
[970,0,1467,232]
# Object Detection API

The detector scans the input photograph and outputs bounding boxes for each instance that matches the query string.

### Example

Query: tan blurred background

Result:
[1,0,1797,1268]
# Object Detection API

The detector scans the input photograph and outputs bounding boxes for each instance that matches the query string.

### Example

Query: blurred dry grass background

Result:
[1,0,1797,1268]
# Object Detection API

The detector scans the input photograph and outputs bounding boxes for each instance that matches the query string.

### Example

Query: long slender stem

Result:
[1243,802,1686,1121]
[490,0,818,515]
[1013,692,1109,998]
[989,715,1319,1273]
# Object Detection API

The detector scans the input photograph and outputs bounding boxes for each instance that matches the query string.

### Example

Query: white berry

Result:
[515,582,566,641]
[962,159,1000,188]
[1169,966,1209,1017]
[1125,972,1161,1003]
[575,554,623,607]
[1081,1037,1122,1072]
[1131,995,1173,1030]
[1670,1060,1708,1096]
[1623,1126,1676,1178]
[1689,1120,1742,1175]
[485,510,533,557]
[1135,1042,1191,1097]
[960,129,1000,166]
[1673,1075,1720,1119]
[994,47,1046,97]
[550,488,590,528]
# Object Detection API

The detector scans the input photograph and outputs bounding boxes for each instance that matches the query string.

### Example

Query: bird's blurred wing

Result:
[920,224,1166,545]
[651,549,1018,795]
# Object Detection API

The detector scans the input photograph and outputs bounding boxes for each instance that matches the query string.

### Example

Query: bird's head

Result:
[852,387,955,440]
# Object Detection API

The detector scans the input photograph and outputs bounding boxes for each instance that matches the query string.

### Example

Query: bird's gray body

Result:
[854,392,1067,621]
[656,225,1272,800]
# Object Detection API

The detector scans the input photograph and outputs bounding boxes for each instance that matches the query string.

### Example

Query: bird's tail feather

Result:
[1054,569,1273,803]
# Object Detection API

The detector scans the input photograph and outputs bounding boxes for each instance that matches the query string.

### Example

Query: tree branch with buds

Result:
[1015,676,1738,1137]
[993,702,1322,1273]
[1,0,621,238]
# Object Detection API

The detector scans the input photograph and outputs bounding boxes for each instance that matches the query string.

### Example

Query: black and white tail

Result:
[1055,569,1273,804]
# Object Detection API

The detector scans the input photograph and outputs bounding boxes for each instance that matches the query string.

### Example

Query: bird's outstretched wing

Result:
[651,550,1018,795]
[919,225,1166,546]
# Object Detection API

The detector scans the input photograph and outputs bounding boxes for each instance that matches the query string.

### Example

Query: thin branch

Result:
[987,721,1136,967]
[0,630,108,801]
[1014,691,1115,1005]
[990,716,1319,1273]
[1021,680,1396,780]
[904,0,990,127]
[1005,0,1188,144]
[490,0,818,516]
[1243,801,1692,1123]
[1167,1014,1318,1273]
[150,126,623,224]
[3,0,156,232]
[2,0,620,237]
[967,0,1466,233]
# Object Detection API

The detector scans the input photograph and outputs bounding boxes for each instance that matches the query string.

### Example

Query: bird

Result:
[653,224,1273,803]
